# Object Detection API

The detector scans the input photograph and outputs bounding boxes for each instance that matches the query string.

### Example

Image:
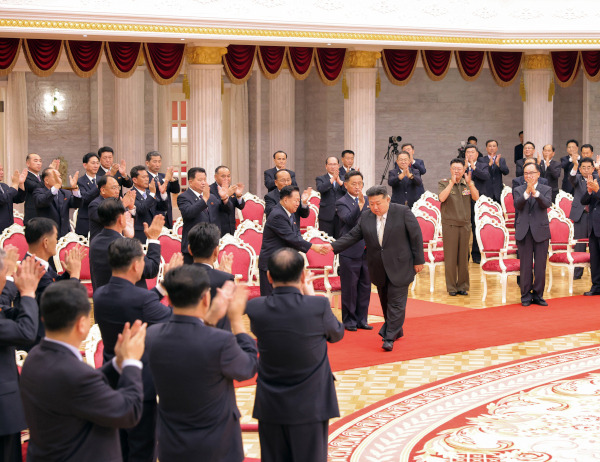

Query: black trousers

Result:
[376,277,409,341]
[259,269,273,296]
[573,213,588,278]
[516,230,549,303]
[258,420,329,462]
[0,433,21,462]
[318,217,339,239]
[588,231,600,292]
[470,200,480,262]
[339,255,371,328]
[119,400,157,462]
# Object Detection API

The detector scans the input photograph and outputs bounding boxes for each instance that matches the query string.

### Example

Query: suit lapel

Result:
[381,207,394,247]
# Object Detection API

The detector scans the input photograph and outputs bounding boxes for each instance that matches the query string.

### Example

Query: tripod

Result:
[379,143,399,185]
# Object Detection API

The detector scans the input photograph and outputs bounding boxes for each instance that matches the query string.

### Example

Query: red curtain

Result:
[288,47,313,79]
[144,43,185,85]
[455,51,485,81]
[581,51,600,82]
[64,41,103,78]
[0,38,21,76]
[487,51,522,86]
[551,51,580,87]
[421,50,452,80]
[105,42,142,78]
[381,50,418,86]
[258,46,286,79]
[315,48,346,85]
[223,45,256,84]
[23,39,63,77]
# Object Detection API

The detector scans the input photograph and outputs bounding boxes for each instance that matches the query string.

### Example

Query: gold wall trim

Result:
[523,54,552,69]
[4,18,600,45]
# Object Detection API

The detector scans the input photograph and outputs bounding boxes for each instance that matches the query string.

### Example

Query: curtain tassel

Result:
[376,70,381,98]
[548,77,555,102]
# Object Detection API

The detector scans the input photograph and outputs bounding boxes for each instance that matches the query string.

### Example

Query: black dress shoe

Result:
[357,323,374,330]
[449,291,457,296]
[345,326,357,331]
[472,259,481,264]
[382,340,394,351]
[584,291,600,296]
[532,297,548,306]
[457,291,468,296]
[522,300,532,307]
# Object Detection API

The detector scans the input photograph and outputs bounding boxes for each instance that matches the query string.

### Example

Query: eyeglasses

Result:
[523,172,539,176]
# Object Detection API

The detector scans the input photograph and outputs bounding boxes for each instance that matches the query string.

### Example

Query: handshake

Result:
[311,243,333,255]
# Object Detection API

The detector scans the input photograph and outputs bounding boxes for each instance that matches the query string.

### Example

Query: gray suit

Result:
[569,173,597,278]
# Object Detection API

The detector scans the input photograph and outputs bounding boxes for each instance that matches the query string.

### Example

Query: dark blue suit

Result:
[467,162,492,261]
[412,158,427,197]
[75,176,100,236]
[0,183,25,232]
[209,182,243,237]
[246,287,343,462]
[24,171,43,224]
[480,155,509,202]
[569,172,598,278]
[388,165,422,207]
[192,263,234,331]
[133,187,167,244]
[560,155,577,194]
[540,159,561,202]
[87,195,105,242]
[33,186,81,238]
[581,184,600,293]
[94,276,173,462]
[258,204,312,296]
[146,315,257,462]
[97,166,133,197]
[264,167,298,192]
[264,188,310,220]
[147,171,180,228]
[315,173,345,238]
[336,194,371,329]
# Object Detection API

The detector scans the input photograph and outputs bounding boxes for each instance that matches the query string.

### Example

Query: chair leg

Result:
[482,274,488,302]
[411,273,417,293]
[547,266,553,293]
[568,266,574,295]
[500,274,507,304]
[429,264,435,293]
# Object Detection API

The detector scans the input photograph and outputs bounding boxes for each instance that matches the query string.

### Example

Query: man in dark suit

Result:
[246,248,344,462]
[264,169,311,219]
[0,165,26,231]
[259,186,328,296]
[131,165,167,244]
[512,158,549,192]
[316,156,346,237]
[264,150,298,192]
[74,152,101,236]
[513,163,553,306]
[339,149,355,178]
[90,199,162,291]
[20,280,145,462]
[515,141,537,178]
[97,146,133,196]
[465,145,491,263]
[24,153,44,224]
[481,140,509,202]
[88,176,136,242]
[33,167,81,238]
[540,144,562,202]
[581,171,600,296]
[94,237,176,462]
[0,253,42,461]
[401,143,427,197]
[514,130,524,163]
[388,150,423,207]
[147,265,257,462]
[560,139,580,194]
[146,151,181,228]
[330,185,425,351]
[187,223,234,331]
[336,171,372,331]
[210,165,245,236]
[177,167,228,264]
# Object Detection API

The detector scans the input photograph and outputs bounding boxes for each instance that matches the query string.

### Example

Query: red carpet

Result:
[236,295,600,387]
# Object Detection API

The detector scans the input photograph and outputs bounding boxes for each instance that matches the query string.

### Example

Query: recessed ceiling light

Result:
[181,38,185,41]
[83,34,87,37]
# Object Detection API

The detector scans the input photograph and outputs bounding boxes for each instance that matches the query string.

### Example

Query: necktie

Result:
[0,184,4,194]
[142,191,147,200]
[354,197,359,207]
[377,216,385,246]
[289,214,295,231]
[91,178,96,186]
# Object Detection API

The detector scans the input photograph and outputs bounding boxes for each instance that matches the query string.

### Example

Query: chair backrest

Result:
[13,209,24,226]
[239,193,265,225]
[413,210,437,245]
[83,324,103,368]
[474,195,502,216]
[475,208,504,226]
[422,191,441,211]
[501,186,515,216]
[300,204,319,233]
[302,228,338,273]
[146,256,166,290]
[308,190,321,208]
[54,233,91,281]
[218,234,256,282]
[413,201,441,226]
[0,224,28,261]
[475,217,508,260]
[555,190,573,218]
[172,217,183,236]
[548,209,573,246]
[157,227,182,263]
[234,220,263,256]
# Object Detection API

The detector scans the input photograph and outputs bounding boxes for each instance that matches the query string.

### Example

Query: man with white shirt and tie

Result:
[339,149,355,178]
[96,146,133,196]
[24,153,44,224]
[75,152,101,236]
[540,144,561,202]
[130,165,168,243]
[146,151,180,228]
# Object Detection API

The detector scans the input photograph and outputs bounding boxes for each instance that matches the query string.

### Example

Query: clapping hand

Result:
[301,187,312,204]
[62,244,86,280]
[144,214,165,240]
[202,182,211,202]
[119,160,128,177]
[69,171,79,189]
[163,252,184,273]
[587,176,599,194]
[218,252,234,274]
[235,183,244,197]
[18,168,28,187]
[14,256,45,299]
[121,190,136,210]
[495,153,501,166]
[165,166,174,183]
[109,163,120,177]
[148,177,157,195]
[205,280,235,326]
[464,169,472,185]
[301,270,317,296]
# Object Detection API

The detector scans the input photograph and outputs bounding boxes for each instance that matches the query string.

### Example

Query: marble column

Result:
[269,69,295,172]
[522,54,554,150]
[344,51,381,189]
[186,46,227,175]
[114,69,145,168]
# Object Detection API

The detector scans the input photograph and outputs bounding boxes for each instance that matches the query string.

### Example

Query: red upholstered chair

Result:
[239,193,265,226]
[53,233,93,297]
[474,195,503,217]
[81,324,104,368]
[145,256,165,290]
[555,190,574,219]
[0,224,28,261]
[302,228,339,301]
[217,235,261,300]
[300,204,319,234]
[234,220,263,281]
[157,227,182,263]
[412,200,442,242]
[308,190,321,208]
[422,191,441,212]
[172,217,183,237]
[547,209,590,295]
[15,350,27,374]
[411,211,443,293]
[476,217,520,304]
[500,186,515,228]
[13,209,24,226]
[475,209,517,249]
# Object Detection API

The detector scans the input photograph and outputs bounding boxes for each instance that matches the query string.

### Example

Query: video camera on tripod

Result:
[379,135,403,185]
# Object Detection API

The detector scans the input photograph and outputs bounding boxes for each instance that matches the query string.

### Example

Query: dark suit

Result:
[569,173,597,278]
[133,187,167,244]
[147,172,180,228]
[514,144,524,163]
[246,287,344,462]
[192,262,234,331]
[411,159,427,197]
[0,296,37,461]
[581,185,600,293]
[480,155,509,202]
[94,276,172,462]
[264,188,310,220]
[336,193,370,329]
[75,176,100,236]
[24,171,43,224]
[146,315,257,462]
[468,162,492,262]
[97,166,133,197]
[560,155,579,194]
[209,182,244,237]
[88,195,106,242]
[33,186,81,238]
[89,228,161,291]
[339,165,354,178]
[387,166,423,207]
[0,183,25,232]
[513,183,552,303]
[258,204,312,296]
[315,173,345,237]
[20,339,143,462]
[540,159,561,202]
[264,167,298,192]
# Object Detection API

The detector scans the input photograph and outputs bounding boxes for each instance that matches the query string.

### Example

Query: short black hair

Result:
[40,167,54,181]
[325,156,339,165]
[267,248,304,284]
[41,280,91,332]
[580,157,595,167]
[163,265,210,308]
[273,150,287,159]
[467,136,478,143]
[98,198,126,227]
[98,146,114,157]
[341,150,354,157]
[519,131,523,136]
[581,144,594,152]
[396,150,410,159]
[344,170,363,182]
[365,185,388,198]
[465,145,478,153]
[486,139,498,147]
[274,169,291,181]
[130,165,146,179]
[523,162,541,173]
[145,151,162,162]
[279,185,299,199]
[26,153,40,161]
[566,139,579,147]
[25,218,57,245]
[543,144,555,152]
[82,152,99,164]
[524,141,535,149]
[523,158,537,166]
[214,165,230,174]
[188,223,221,259]
[450,158,465,166]
[188,167,206,181]
[97,174,111,190]
[401,143,414,150]
[108,238,145,271]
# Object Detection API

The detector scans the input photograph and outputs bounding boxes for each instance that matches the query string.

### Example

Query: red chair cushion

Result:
[240,202,265,225]
[94,340,104,369]
[1,232,28,261]
[313,276,341,292]
[548,252,591,264]
[238,230,263,256]
[431,250,444,262]
[247,285,261,300]
[482,259,521,272]
[158,235,181,263]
